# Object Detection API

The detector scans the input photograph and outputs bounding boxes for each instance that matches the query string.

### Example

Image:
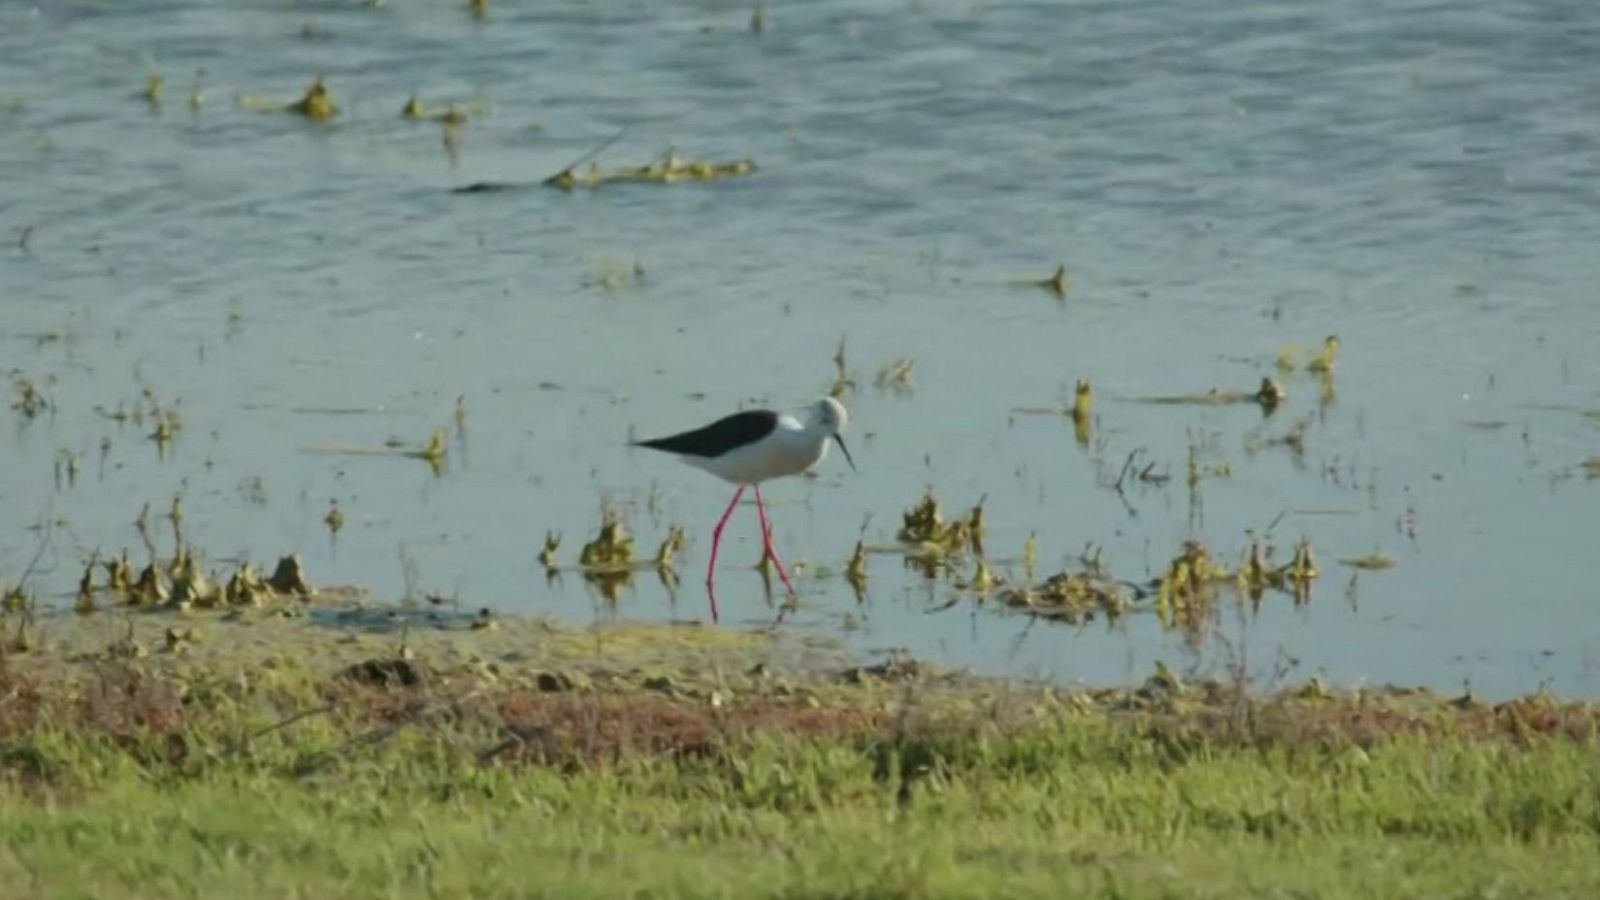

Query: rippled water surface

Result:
[4,0,1599,697]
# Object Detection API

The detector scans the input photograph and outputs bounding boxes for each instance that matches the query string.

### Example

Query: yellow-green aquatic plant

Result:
[1014,264,1068,298]
[1339,552,1394,570]
[580,511,634,570]
[324,501,344,536]
[873,357,914,394]
[103,549,133,594]
[287,76,336,121]
[827,336,859,398]
[1308,334,1340,373]
[538,532,561,570]
[845,539,868,593]
[242,76,337,121]
[544,150,756,191]
[1004,567,1126,624]
[654,525,686,570]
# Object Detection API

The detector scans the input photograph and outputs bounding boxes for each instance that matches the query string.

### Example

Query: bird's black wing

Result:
[631,410,778,459]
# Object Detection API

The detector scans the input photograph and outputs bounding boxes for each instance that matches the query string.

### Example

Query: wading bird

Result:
[631,396,855,620]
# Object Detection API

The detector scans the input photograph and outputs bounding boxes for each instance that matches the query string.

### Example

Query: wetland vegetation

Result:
[4,0,1600,895]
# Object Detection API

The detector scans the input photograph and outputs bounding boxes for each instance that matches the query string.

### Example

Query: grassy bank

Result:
[2,608,1598,898]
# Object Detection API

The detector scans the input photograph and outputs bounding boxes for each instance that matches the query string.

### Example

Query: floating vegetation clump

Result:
[1238,537,1319,602]
[143,71,163,109]
[401,94,468,125]
[578,511,637,602]
[654,525,686,570]
[1309,335,1340,373]
[992,534,1319,630]
[1073,379,1092,424]
[240,76,336,121]
[1155,540,1232,632]
[1278,335,1341,374]
[895,491,987,580]
[538,532,562,570]
[1277,336,1339,407]
[324,501,344,536]
[960,557,1000,594]
[535,510,684,601]
[10,373,49,419]
[537,528,563,570]
[845,539,868,596]
[582,257,647,294]
[1073,379,1093,444]
[1011,379,1096,442]
[110,390,186,456]
[1002,567,1126,624]
[149,415,175,453]
[1246,417,1308,460]
[305,426,447,475]
[96,551,287,612]
[287,76,336,120]
[1019,263,1068,298]
[1255,377,1286,412]
[409,428,447,474]
[1137,377,1285,414]
[543,150,756,192]
[897,491,944,545]
[1339,552,1395,571]
[873,357,914,394]
[579,511,635,570]
[897,489,985,558]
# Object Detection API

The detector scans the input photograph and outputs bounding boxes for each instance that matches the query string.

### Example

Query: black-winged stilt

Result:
[631,396,855,620]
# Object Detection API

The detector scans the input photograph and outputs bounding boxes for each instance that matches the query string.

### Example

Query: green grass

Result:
[2,619,1599,898]
[4,722,1598,898]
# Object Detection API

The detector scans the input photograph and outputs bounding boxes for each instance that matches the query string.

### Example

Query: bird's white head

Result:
[811,396,849,435]
[810,396,855,471]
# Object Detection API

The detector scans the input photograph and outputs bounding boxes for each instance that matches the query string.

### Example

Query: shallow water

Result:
[3,0,1598,698]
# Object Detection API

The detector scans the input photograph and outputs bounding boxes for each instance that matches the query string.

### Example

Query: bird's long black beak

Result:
[834,434,857,472]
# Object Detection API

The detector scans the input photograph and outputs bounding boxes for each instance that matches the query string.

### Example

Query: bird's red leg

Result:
[706,486,745,621]
[753,485,797,597]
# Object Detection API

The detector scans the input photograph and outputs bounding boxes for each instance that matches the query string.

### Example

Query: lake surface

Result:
[3,0,1598,698]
